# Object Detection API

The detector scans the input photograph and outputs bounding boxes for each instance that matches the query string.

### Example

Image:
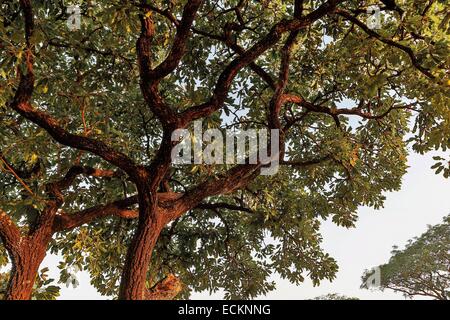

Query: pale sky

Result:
[39,149,449,300]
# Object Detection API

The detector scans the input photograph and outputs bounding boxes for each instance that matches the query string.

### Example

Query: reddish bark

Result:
[146,274,183,300]
[118,182,163,300]
[5,240,47,300]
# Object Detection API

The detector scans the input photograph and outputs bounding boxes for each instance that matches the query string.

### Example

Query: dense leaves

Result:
[311,293,359,300]
[362,214,450,300]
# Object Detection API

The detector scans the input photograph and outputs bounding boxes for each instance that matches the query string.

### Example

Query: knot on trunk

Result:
[145,274,182,300]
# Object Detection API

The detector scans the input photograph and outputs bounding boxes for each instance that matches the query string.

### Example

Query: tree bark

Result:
[146,274,182,300]
[1,201,58,300]
[118,183,165,300]
[4,241,46,300]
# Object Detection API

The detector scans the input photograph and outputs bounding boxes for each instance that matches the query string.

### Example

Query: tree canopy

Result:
[311,293,359,300]
[362,214,450,300]
[0,0,449,300]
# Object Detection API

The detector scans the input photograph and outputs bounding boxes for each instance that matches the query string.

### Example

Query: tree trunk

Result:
[118,188,164,300]
[146,274,182,300]
[4,242,46,300]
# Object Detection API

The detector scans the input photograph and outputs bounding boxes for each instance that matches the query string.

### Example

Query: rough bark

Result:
[146,274,182,300]
[4,240,47,300]
[118,182,164,300]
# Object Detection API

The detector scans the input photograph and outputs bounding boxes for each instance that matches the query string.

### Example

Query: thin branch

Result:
[52,166,123,192]
[179,0,344,123]
[336,9,436,80]
[0,155,35,196]
[8,0,138,179]
[281,154,332,167]
[196,202,253,213]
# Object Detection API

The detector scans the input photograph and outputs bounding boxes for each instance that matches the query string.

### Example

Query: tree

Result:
[0,0,448,300]
[311,293,359,300]
[361,214,450,300]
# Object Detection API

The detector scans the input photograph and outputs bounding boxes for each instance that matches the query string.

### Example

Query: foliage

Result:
[0,268,60,300]
[311,293,359,300]
[362,214,450,300]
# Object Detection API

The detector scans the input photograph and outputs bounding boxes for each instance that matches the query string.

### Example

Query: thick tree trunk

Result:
[4,242,46,300]
[2,202,57,300]
[118,187,164,300]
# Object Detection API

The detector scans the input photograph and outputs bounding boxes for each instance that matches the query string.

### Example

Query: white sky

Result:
[41,149,449,300]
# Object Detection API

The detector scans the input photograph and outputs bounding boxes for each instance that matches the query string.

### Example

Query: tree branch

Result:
[52,196,139,233]
[281,93,416,122]
[146,0,203,80]
[9,101,139,179]
[196,202,253,213]
[281,154,332,167]
[336,9,436,80]
[52,192,183,232]
[137,0,202,126]
[0,152,40,180]
[52,166,123,192]
[144,274,182,300]
[8,0,138,179]
[166,164,261,224]
[179,0,344,124]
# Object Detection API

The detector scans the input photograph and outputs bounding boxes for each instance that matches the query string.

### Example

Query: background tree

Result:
[311,293,359,300]
[361,214,450,300]
[0,0,448,299]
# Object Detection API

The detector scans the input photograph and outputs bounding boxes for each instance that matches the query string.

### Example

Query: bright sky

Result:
[40,149,448,300]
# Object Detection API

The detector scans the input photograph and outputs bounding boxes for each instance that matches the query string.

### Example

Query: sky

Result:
[39,149,449,300]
